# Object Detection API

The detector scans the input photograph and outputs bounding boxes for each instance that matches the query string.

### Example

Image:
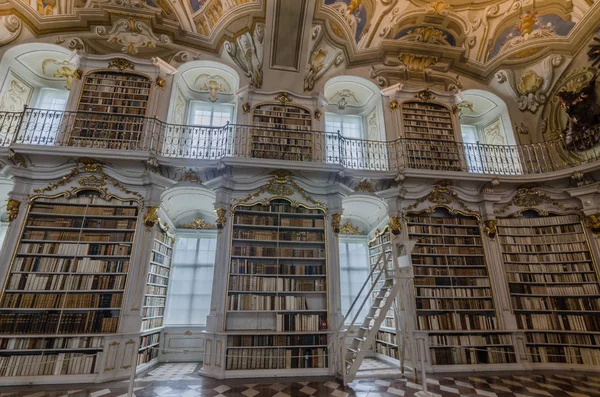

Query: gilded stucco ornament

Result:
[42,59,79,90]
[144,206,160,228]
[415,89,435,101]
[389,216,402,235]
[401,27,449,46]
[304,25,344,91]
[78,175,106,187]
[404,181,478,216]
[398,54,437,73]
[177,169,202,184]
[589,35,600,68]
[494,186,580,216]
[155,77,166,89]
[178,218,216,230]
[275,92,292,104]
[96,17,170,55]
[355,179,375,193]
[483,220,497,239]
[215,208,227,230]
[389,100,398,110]
[339,221,364,235]
[425,1,453,16]
[6,199,20,222]
[331,213,342,234]
[586,214,600,234]
[108,58,135,72]
[0,16,23,47]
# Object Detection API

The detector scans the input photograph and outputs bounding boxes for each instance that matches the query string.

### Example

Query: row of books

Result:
[0,312,119,334]
[408,225,480,236]
[152,242,172,256]
[23,231,134,242]
[408,216,478,226]
[252,145,311,154]
[509,284,599,296]
[141,317,163,331]
[137,347,158,366]
[415,277,490,287]
[228,276,326,292]
[252,137,311,146]
[254,107,311,116]
[431,347,515,365]
[227,334,327,346]
[232,246,325,258]
[233,230,324,242]
[230,260,324,275]
[142,307,164,318]
[276,314,327,331]
[503,253,590,262]
[502,242,588,254]
[511,296,600,311]
[526,332,600,346]
[1,292,122,309]
[375,343,399,359]
[497,215,580,228]
[516,314,600,331]
[144,296,166,307]
[226,347,327,370]
[32,204,137,217]
[237,204,322,215]
[12,257,129,274]
[145,285,167,296]
[147,274,168,286]
[506,272,597,283]
[529,346,600,365]
[413,246,482,255]
[0,352,101,377]
[227,295,310,311]
[505,263,594,273]
[416,299,494,311]
[376,331,397,344]
[151,252,169,266]
[18,243,131,256]
[26,218,135,229]
[500,233,586,245]
[429,334,512,346]
[417,313,498,331]
[0,336,103,350]
[155,232,174,246]
[7,274,126,291]
[251,151,313,161]
[415,268,489,277]
[412,256,486,266]
[140,332,160,349]
[149,264,169,277]
[414,236,482,246]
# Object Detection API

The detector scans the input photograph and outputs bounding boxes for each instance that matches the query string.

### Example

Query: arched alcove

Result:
[459,89,516,146]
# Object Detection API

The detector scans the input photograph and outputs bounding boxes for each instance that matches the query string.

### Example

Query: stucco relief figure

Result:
[557,73,600,152]
[0,80,28,112]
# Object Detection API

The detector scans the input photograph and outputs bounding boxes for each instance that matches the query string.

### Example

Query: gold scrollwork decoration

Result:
[331,213,342,234]
[389,99,398,110]
[389,216,402,235]
[156,76,166,89]
[586,214,600,234]
[275,92,292,104]
[78,175,106,187]
[233,170,326,208]
[339,220,364,235]
[178,218,216,230]
[6,199,20,222]
[144,206,159,228]
[242,103,251,114]
[355,179,375,193]
[216,208,227,230]
[314,109,322,120]
[178,169,202,184]
[483,219,497,238]
[404,181,477,216]
[108,58,135,72]
[415,89,435,101]
[494,186,580,215]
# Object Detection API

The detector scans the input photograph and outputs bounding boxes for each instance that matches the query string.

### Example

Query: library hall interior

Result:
[2,0,600,396]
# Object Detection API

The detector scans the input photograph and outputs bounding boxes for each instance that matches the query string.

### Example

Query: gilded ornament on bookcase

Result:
[156,76,166,89]
[331,213,342,234]
[494,186,580,216]
[178,217,216,230]
[275,92,292,104]
[404,181,478,216]
[74,69,83,81]
[483,219,497,238]
[178,169,202,184]
[242,103,251,114]
[389,100,398,110]
[6,198,20,222]
[216,208,227,230]
[144,206,160,228]
[314,108,322,120]
[586,214,600,234]
[415,89,435,102]
[389,216,402,235]
[339,220,364,235]
[78,175,106,187]
[108,58,135,72]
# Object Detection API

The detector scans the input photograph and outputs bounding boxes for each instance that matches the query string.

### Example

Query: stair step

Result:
[347,347,359,353]
[354,337,366,342]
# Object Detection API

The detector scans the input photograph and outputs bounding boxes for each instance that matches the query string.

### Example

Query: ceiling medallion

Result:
[108,58,135,72]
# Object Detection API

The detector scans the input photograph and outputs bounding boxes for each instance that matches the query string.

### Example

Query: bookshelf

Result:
[225,198,328,373]
[0,192,139,378]
[368,227,399,362]
[251,104,313,161]
[72,71,152,149]
[497,213,600,366]
[401,101,461,171]
[406,208,515,366]
[137,222,174,371]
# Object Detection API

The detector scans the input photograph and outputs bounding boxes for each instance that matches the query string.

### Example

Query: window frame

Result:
[325,113,364,139]
[338,235,370,324]
[187,101,235,127]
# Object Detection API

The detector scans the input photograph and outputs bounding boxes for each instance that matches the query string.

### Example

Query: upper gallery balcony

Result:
[0,107,597,177]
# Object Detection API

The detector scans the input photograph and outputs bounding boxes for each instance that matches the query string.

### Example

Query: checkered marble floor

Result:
[2,362,600,397]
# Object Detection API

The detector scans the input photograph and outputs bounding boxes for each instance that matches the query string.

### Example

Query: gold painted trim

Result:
[6,199,20,222]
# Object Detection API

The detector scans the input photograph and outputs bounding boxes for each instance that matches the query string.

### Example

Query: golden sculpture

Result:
[389,216,402,235]
[144,206,160,228]
[339,221,364,235]
[331,213,342,234]
[587,214,600,234]
[6,199,20,222]
[483,219,497,238]
[216,208,227,230]
[178,218,216,230]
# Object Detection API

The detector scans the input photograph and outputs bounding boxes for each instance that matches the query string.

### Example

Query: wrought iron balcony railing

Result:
[0,108,596,176]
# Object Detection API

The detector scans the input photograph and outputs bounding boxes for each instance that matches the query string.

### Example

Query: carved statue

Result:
[557,73,600,151]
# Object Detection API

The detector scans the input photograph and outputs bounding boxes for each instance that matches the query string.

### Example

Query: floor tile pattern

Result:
[1,362,600,397]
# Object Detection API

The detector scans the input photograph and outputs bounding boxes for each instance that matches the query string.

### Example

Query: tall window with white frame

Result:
[165,231,218,325]
[325,113,364,166]
[33,88,69,145]
[183,102,234,158]
[338,237,370,322]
